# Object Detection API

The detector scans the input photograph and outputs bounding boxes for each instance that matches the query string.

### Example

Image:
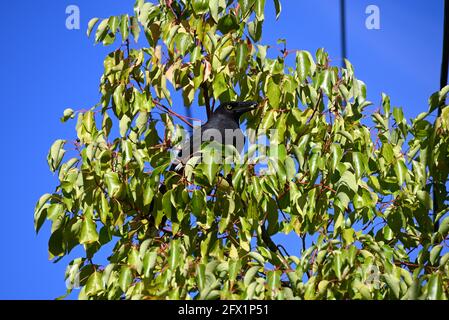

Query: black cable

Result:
[340,0,347,111]
[434,0,449,230]
[440,0,449,94]
[340,0,347,64]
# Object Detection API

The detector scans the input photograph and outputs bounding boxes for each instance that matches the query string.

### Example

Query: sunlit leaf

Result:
[47,140,66,172]
[273,0,282,19]
[87,18,100,37]
[80,216,99,244]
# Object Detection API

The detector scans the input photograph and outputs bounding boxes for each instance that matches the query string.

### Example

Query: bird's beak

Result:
[235,101,258,115]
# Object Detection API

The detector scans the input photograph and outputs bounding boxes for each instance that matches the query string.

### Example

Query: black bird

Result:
[170,101,258,172]
[149,101,257,226]
[150,100,288,264]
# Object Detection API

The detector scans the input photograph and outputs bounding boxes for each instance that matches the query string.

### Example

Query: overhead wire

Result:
[340,0,347,64]
[434,0,449,229]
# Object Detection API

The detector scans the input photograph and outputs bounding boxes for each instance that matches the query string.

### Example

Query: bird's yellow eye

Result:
[226,105,232,110]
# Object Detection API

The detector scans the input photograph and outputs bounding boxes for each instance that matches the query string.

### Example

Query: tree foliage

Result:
[35,0,449,299]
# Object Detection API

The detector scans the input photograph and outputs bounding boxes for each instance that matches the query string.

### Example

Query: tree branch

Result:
[260,223,291,271]
[153,100,200,128]
[201,82,212,120]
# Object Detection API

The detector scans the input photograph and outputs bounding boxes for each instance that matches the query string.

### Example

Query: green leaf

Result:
[47,203,64,221]
[113,84,126,116]
[394,159,407,186]
[61,108,75,122]
[429,245,442,265]
[417,190,433,210]
[318,280,329,295]
[239,0,256,17]
[191,190,206,216]
[236,42,249,71]
[384,273,400,299]
[119,115,131,137]
[34,193,52,233]
[104,172,122,198]
[80,216,99,244]
[95,19,109,43]
[229,259,241,282]
[212,72,228,99]
[260,109,275,130]
[248,251,265,266]
[333,251,342,280]
[284,156,296,181]
[267,270,281,296]
[143,180,154,206]
[427,274,442,300]
[174,32,192,55]
[243,266,260,287]
[368,175,381,192]
[330,144,342,172]
[266,77,281,108]
[428,85,449,113]
[102,112,113,137]
[438,216,449,236]
[120,14,129,41]
[352,152,364,180]
[162,190,173,220]
[192,0,210,14]
[247,19,262,42]
[169,239,181,270]
[87,17,100,37]
[382,144,395,164]
[338,171,357,193]
[342,228,354,244]
[273,0,282,19]
[373,112,388,130]
[255,0,266,21]
[48,226,65,258]
[393,107,404,124]
[336,130,354,143]
[196,264,206,291]
[296,50,315,82]
[85,271,104,296]
[318,69,332,96]
[143,251,158,277]
[128,248,143,274]
[108,16,119,33]
[438,106,449,131]
[198,160,219,185]
[118,266,132,292]
[122,140,133,164]
[308,153,319,178]
[47,139,66,172]
[209,0,219,22]
[100,193,110,224]
[218,14,239,34]
[130,16,140,42]
[382,93,391,116]
[246,282,258,299]
[440,252,449,266]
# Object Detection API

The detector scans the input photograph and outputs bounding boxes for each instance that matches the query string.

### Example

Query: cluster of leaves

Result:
[35,0,449,299]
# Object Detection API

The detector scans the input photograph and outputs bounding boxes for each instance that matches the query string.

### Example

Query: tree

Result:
[35,0,449,300]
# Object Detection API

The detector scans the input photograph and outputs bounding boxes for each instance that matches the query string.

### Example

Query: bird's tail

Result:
[146,163,183,232]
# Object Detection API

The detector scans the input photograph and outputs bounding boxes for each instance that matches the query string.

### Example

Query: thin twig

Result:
[201,82,212,120]
[153,100,197,128]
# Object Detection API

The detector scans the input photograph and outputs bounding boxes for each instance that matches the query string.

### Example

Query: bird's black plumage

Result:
[171,101,258,172]
[149,101,257,229]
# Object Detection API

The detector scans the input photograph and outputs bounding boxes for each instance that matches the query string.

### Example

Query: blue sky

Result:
[0,0,445,299]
